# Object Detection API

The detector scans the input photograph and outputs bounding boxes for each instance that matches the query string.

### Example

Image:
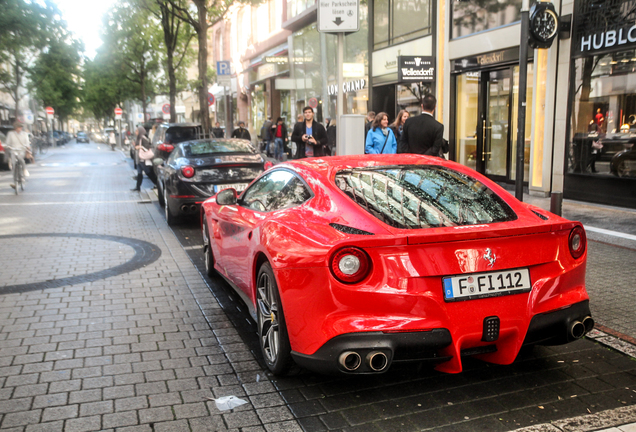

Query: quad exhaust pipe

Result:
[569,316,595,339]
[338,350,389,372]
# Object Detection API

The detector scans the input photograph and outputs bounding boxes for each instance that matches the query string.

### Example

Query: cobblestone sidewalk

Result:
[0,145,301,431]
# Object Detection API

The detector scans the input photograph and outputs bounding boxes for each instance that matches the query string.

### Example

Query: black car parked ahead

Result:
[158,138,272,225]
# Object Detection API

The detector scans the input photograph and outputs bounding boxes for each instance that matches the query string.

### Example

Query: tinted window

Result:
[335,166,517,229]
[240,170,311,212]
[184,140,255,156]
[165,128,198,144]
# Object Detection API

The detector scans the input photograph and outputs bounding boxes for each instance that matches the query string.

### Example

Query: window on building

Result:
[569,49,636,178]
[374,0,431,50]
[451,0,524,39]
[286,0,316,21]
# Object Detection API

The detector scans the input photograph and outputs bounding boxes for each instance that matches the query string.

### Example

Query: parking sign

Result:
[217,61,231,76]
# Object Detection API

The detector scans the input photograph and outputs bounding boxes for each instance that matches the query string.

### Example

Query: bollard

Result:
[550,191,563,216]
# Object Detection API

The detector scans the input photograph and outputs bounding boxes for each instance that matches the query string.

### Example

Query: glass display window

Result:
[569,49,636,178]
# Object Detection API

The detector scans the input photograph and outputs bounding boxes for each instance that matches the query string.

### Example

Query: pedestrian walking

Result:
[231,121,251,140]
[212,122,224,138]
[398,94,445,156]
[326,117,337,156]
[260,117,273,155]
[364,111,376,146]
[365,112,397,155]
[6,121,31,190]
[290,106,328,158]
[272,117,288,161]
[296,113,304,123]
[390,109,410,143]
[132,126,156,191]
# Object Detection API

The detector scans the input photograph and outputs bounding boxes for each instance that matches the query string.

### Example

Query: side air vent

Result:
[531,210,549,220]
[330,223,374,236]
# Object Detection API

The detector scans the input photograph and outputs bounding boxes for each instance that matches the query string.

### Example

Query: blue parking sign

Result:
[217,61,231,76]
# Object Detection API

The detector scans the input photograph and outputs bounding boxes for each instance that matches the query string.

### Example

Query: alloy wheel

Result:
[257,271,280,364]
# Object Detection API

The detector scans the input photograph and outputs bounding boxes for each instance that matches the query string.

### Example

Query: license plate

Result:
[443,268,531,302]
[214,183,248,193]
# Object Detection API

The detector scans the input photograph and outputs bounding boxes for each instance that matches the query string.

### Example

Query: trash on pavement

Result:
[212,396,248,411]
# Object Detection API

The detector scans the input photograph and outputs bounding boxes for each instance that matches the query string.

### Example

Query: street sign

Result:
[46,106,54,116]
[208,93,215,107]
[161,104,170,115]
[308,97,319,109]
[318,0,360,33]
[216,61,231,76]
[114,107,123,120]
[23,110,34,125]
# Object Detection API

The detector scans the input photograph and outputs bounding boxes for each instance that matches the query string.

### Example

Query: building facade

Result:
[209,0,636,208]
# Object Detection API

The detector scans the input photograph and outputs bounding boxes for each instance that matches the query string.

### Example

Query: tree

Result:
[140,0,195,122]
[82,51,132,122]
[104,1,162,120]
[165,0,261,132]
[0,0,56,117]
[30,36,83,123]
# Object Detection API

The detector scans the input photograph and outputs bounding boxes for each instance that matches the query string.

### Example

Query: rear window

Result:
[184,140,254,156]
[165,128,198,143]
[334,166,517,229]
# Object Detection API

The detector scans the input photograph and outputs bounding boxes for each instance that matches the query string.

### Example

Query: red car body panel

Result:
[201,154,590,374]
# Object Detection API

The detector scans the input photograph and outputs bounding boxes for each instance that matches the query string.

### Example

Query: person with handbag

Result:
[132,125,156,191]
[365,112,397,155]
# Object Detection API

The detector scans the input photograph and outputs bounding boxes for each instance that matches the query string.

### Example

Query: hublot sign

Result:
[573,0,636,56]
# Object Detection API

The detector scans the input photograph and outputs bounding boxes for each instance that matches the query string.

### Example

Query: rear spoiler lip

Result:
[327,221,583,248]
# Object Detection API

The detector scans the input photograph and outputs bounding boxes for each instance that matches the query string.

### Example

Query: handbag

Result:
[138,147,155,161]
[591,140,603,150]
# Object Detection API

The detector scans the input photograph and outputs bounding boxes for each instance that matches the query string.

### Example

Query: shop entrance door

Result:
[481,68,512,179]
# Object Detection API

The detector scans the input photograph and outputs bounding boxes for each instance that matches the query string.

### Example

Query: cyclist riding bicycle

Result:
[6,121,31,190]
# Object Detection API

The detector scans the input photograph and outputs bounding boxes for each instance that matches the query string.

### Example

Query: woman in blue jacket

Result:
[365,112,397,154]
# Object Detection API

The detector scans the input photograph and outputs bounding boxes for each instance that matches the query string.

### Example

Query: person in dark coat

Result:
[390,109,410,144]
[364,111,376,147]
[290,106,328,158]
[132,125,157,191]
[398,94,444,156]
[326,117,337,156]
[212,122,224,138]
[231,121,251,140]
[271,117,288,160]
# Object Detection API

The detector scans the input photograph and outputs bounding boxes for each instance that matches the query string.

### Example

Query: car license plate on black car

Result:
[215,183,248,193]
[443,268,531,302]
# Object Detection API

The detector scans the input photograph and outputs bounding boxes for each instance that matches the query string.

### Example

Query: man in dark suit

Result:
[398,94,444,156]
[290,106,328,158]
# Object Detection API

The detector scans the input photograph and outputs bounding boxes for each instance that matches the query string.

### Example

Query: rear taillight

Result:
[569,226,586,259]
[264,161,274,170]
[330,247,371,284]
[181,166,195,178]
[157,144,174,152]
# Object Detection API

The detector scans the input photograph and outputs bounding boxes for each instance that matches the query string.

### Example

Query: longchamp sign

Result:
[398,56,435,83]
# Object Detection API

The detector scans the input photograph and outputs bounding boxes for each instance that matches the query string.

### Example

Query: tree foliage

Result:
[0,0,63,115]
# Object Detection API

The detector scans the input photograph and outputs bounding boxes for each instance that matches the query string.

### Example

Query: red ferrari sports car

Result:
[201,154,592,375]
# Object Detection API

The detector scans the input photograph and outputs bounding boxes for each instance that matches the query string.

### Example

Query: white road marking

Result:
[585,225,636,241]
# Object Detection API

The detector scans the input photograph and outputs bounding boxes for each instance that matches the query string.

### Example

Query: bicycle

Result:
[6,146,26,195]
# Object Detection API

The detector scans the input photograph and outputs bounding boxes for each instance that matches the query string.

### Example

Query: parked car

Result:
[0,126,13,169]
[76,131,89,143]
[160,138,272,225]
[150,122,203,178]
[201,154,592,376]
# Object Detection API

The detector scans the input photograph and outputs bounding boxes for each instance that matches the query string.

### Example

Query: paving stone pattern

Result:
[0,144,300,431]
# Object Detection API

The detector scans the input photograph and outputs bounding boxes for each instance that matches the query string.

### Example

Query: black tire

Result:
[157,182,165,207]
[202,220,215,277]
[256,262,294,375]
[164,193,180,225]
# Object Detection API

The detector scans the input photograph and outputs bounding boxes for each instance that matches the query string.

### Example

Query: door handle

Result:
[482,123,492,162]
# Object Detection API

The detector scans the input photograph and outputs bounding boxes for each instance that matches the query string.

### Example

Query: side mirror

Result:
[216,188,237,206]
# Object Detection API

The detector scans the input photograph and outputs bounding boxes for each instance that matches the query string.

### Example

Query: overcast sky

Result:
[53,0,116,59]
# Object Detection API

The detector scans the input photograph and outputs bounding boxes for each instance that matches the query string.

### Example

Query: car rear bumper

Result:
[289,300,592,375]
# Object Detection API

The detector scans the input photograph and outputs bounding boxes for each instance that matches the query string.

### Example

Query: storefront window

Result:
[374,0,431,50]
[569,49,636,177]
[455,72,479,171]
[287,0,316,20]
[289,6,369,121]
[452,0,522,39]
